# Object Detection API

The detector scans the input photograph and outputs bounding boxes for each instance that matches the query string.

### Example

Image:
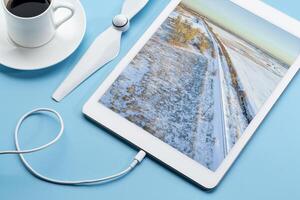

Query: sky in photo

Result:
[182,0,300,65]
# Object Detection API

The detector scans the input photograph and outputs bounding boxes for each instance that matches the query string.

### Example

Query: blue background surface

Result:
[1,0,300,199]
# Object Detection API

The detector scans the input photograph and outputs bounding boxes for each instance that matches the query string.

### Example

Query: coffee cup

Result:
[1,0,75,48]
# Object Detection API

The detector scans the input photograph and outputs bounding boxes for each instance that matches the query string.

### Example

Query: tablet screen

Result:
[100,0,300,171]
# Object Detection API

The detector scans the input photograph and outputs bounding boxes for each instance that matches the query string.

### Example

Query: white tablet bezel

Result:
[83,0,300,189]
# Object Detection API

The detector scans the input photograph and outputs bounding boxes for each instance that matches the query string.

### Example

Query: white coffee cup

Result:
[1,0,75,48]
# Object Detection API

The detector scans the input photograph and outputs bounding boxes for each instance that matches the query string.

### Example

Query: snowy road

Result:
[202,21,229,167]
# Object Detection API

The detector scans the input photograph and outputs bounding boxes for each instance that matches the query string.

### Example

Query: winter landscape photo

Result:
[100,0,300,171]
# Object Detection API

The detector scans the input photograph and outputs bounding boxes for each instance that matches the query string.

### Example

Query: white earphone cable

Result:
[0,108,146,185]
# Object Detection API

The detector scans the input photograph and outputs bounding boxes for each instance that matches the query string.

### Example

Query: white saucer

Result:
[0,0,86,70]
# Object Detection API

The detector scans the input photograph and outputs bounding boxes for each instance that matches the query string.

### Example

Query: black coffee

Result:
[6,0,51,18]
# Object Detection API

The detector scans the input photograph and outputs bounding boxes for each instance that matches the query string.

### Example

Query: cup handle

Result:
[53,2,75,29]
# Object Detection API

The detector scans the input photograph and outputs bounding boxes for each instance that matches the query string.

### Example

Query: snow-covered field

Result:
[208,23,288,114]
[100,4,288,171]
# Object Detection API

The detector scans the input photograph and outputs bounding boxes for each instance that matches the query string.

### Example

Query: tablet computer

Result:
[83,0,300,189]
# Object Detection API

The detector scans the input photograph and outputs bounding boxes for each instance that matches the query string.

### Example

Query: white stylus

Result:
[52,0,149,102]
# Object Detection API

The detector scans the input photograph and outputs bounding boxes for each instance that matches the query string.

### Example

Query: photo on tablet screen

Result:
[100,0,300,171]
